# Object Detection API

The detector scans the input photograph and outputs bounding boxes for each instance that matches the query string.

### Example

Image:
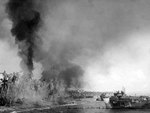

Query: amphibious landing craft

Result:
[108,91,150,109]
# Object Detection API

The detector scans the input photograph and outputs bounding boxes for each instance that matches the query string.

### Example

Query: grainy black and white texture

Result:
[6,0,41,74]
[6,0,84,89]
[0,0,150,95]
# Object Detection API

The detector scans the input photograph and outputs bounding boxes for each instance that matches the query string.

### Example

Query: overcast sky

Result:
[1,0,150,95]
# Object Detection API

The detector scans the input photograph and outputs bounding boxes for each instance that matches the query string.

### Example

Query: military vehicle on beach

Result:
[108,91,150,109]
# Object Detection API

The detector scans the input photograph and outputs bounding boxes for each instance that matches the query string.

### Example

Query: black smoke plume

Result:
[41,64,83,89]
[6,0,84,90]
[6,0,41,73]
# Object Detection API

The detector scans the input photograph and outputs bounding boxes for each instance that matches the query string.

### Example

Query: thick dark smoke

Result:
[60,65,83,88]
[41,64,83,89]
[2,0,150,94]
[5,0,84,89]
[6,0,41,73]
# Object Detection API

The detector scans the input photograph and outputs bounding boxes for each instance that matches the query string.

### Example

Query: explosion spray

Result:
[5,0,84,104]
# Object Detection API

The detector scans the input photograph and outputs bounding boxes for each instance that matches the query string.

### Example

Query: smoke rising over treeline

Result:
[0,0,150,95]
[5,0,84,89]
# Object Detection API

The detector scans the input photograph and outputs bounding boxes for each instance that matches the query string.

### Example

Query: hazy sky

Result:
[0,0,21,73]
[1,0,150,95]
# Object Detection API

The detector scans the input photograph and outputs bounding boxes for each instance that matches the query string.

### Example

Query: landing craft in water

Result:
[107,91,150,109]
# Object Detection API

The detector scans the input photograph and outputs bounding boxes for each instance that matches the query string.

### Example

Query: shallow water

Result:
[20,108,150,113]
